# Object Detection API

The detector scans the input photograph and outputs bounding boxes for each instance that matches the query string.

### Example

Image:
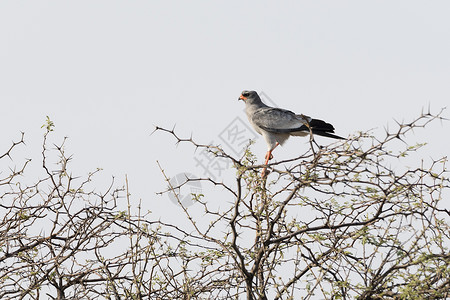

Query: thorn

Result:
[150,126,159,136]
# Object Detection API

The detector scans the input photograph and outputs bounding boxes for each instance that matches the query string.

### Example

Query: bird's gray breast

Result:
[245,106,264,135]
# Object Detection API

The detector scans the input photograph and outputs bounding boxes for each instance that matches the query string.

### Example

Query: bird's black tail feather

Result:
[309,119,334,131]
[310,119,345,140]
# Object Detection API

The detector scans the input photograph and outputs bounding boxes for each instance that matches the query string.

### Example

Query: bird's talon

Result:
[265,153,273,160]
[261,169,270,177]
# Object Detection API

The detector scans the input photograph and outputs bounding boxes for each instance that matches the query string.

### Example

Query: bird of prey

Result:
[238,90,344,177]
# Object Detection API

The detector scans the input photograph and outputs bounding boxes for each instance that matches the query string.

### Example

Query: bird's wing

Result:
[251,108,311,133]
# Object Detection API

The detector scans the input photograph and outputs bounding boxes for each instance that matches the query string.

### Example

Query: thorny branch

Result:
[0,108,448,299]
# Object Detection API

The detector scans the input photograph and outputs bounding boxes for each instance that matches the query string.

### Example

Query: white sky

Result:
[1,1,449,219]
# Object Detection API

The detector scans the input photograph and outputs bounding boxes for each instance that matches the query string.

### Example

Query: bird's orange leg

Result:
[261,143,279,177]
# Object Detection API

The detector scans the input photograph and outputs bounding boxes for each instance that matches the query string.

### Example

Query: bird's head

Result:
[238,90,261,105]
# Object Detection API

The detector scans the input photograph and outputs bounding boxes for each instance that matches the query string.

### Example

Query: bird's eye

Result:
[242,91,249,97]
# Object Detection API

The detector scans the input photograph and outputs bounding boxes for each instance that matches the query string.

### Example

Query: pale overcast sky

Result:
[1,1,449,217]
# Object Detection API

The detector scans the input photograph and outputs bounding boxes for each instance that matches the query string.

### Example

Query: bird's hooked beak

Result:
[238,94,247,101]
